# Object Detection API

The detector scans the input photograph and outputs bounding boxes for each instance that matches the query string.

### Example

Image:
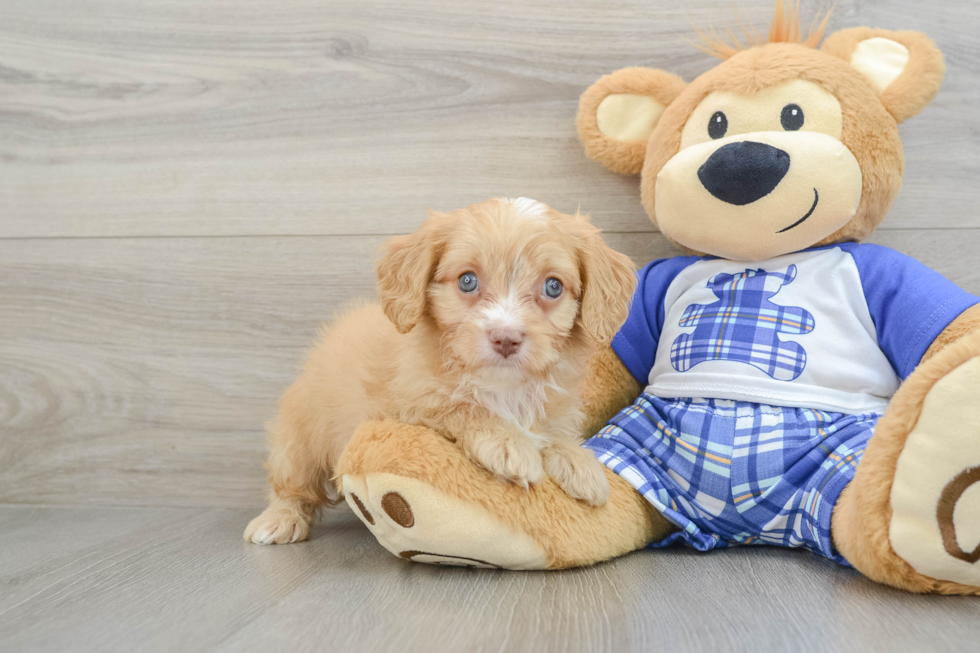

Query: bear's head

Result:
[577,2,945,261]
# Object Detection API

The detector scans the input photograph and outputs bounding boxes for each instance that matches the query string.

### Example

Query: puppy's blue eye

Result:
[544,277,563,298]
[457,272,479,293]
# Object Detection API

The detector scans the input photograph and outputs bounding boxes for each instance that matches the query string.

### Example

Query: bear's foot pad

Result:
[891,355,980,585]
[342,472,549,569]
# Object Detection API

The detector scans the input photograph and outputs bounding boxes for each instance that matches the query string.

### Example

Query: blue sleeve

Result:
[842,243,979,379]
[611,256,704,384]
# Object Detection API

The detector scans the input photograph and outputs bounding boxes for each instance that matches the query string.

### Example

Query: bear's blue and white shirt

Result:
[612,243,979,414]
[583,244,979,562]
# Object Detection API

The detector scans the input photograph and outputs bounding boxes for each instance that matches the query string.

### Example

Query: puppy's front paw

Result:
[468,434,545,489]
[544,446,610,506]
[244,507,311,545]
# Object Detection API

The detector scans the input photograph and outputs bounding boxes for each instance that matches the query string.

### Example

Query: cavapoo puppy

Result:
[245,197,636,544]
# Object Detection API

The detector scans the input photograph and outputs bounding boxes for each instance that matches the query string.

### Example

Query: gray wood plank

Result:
[0,230,978,508]
[1,505,978,653]
[0,232,676,507]
[1,0,978,238]
[1,0,979,645]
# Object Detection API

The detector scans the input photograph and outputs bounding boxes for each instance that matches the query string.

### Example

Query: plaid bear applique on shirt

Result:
[669,264,815,381]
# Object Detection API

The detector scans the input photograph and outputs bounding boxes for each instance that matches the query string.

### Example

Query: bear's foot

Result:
[891,349,980,586]
[834,331,980,594]
[342,472,548,568]
[336,419,674,570]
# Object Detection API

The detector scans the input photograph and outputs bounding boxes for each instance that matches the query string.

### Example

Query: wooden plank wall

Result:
[2,0,978,508]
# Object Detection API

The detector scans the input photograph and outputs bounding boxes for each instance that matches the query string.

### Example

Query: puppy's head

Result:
[376,198,636,375]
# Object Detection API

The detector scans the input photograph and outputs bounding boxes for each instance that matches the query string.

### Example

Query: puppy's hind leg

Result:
[244,417,336,545]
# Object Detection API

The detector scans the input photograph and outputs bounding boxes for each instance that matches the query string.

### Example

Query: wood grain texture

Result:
[0,233,675,507]
[1,505,979,653]
[1,0,980,645]
[1,0,978,237]
[1,230,978,507]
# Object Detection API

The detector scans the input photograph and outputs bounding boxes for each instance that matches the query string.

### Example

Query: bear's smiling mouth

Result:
[776,188,820,233]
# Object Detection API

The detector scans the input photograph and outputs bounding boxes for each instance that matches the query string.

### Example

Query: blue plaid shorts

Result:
[583,393,880,565]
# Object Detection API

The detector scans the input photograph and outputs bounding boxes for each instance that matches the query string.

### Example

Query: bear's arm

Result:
[921,304,980,364]
[580,346,643,439]
[576,255,708,439]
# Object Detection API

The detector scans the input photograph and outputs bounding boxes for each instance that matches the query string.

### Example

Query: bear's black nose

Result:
[697,141,790,205]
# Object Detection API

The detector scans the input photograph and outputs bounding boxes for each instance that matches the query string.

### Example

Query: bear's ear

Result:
[822,28,945,124]
[577,67,687,175]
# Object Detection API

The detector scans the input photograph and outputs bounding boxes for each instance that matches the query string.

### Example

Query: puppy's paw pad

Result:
[545,448,610,506]
[470,437,545,488]
[243,509,311,545]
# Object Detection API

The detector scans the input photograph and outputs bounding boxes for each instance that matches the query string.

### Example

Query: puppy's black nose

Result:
[489,328,524,358]
[697,141,790,205]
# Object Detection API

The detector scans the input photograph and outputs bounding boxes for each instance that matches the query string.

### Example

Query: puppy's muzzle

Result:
[489,327,524,358]
[698,141,790,205]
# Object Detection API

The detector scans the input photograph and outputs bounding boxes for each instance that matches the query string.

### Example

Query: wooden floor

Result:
[3,505,980,653]
[2,0,979,650]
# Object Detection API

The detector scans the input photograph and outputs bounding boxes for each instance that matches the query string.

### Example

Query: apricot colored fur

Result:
[246,199,636,543]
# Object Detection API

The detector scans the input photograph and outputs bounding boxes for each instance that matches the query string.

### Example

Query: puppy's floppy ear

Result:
[822,28,945,124]
[376,215,442,333]
[577,67,687,175]
[574,216,637,345]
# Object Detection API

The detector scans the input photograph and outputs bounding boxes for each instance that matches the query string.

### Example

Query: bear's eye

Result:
[708,111,728,139]
[781,104,804,131]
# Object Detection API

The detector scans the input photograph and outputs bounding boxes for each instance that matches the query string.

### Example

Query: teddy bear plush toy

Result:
[336,3,980,594]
